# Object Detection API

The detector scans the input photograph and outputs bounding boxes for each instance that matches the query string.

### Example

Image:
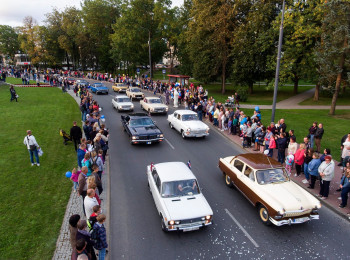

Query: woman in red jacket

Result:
[294,143,306,176]
[268,133,276,158]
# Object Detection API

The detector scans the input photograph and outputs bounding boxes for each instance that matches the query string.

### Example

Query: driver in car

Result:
[177,180,197,195]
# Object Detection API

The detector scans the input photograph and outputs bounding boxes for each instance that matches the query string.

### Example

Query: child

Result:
[88,205,101,231]
[86,140,94,152]
[285,152,294,175]
[70,168,80,192]
[228,117,233,134]
[98,149,105,165]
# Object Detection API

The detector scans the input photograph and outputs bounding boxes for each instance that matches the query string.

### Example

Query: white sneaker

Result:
[302,179,309,184]
[338,197,342,200]
[31,163,35,166]
[294,173,298,177]
[36,163,40,166]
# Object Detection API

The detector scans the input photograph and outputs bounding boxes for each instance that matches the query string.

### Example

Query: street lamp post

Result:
[271,0,286,123]
[148,30,152,80]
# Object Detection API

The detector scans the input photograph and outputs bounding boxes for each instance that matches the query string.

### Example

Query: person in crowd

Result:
[78,166,89,214]
[76,219,97,260]
[70,121,83,152]
[213,106,219,127]
[339,168,350,208]
[314,123,324,153]
[69,214,81,250]
[10,86,18,102]
[264,127,272,151]
[341,133,350,167]
[277,118,287,133]
[308,122,317,148]
[303,136,311,155]
[91,164,103,195]
[77,143,86,168]
[88,205,101,231]
[308,152,322,189]
[83,121,92,141]
[234,92,240,106]
[318,155,335,200]
[82,152,92,176]
[84,189,99,218]
[93,214,108,260]
[275,132,287,164]
[320,148,331,162]
[90,151,104,179]
[268,133,276,158]
[23,130,40,166]
[254,125,265,151]
[71,239,91,260]
[71,168,80,193]
[288,129,296,143]
[285,152,294,174]
[294,143,306,177]
[244,122,253,147]
[287,136,298,156]
[302,148,314,184]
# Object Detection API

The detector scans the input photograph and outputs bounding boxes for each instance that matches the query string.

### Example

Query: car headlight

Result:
[158,134,164,138]
[132,136,139,140]
[206,127,209,134]
[175,221,180,225]
[205,215,212,220]
[151,108,154,112]
[165,107,168,111]
[131,104,134,108]
[168,220,175,225]
[186,128,191,133]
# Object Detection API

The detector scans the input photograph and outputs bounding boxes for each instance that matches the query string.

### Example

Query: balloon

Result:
[65,171,72,178]
[101,115,105,119]
[99,107,102,112]
[263,150,269,155]
[255,106,260,111]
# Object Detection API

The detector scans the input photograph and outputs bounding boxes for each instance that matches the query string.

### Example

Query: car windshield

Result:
[117,98,131,102]
[256,168,289,185]
[161,179,200,198]
[182,114,199,121]
[94,83,102,87]
[129,118,154,127]
[149,99,161,104]
[117,84,126,87]
[130,88,141,92]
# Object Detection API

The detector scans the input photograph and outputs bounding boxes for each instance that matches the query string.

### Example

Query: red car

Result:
[67,78,75,85]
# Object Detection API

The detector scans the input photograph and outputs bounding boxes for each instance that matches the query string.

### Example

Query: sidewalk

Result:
[205,117,350,221]
[52,88,110,260]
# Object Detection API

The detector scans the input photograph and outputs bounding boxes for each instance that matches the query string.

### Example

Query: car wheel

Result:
[181,130,186,139]
[225,174,233,187]
[161,217,168,232]
[258,205,271,226]
[169,123,173,129]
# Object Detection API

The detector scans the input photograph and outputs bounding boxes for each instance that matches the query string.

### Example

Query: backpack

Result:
[90,224,100,244]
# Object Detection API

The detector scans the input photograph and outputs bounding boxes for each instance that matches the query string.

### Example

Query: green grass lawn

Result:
[0,85,81,259]
[299,89,350,106]
[239,108,349,160]
[5,77,36,85]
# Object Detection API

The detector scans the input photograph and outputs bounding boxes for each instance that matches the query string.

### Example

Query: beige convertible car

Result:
[218,153,321,226]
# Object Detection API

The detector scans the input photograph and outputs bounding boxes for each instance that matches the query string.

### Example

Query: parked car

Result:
[147,161,213,232]
[112,83,128,93]
[112,95,134,112]
[140,97,168,114]
[90,83,109,94]
[67,78,75,85]
[167,110,209,139]
[218,153,321,226]
[121,113,164,144]
[126,87,144,100]
[75,80,89,87]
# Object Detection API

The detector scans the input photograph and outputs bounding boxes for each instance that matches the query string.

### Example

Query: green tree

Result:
[0,25,20,61]
[315,0,350,115]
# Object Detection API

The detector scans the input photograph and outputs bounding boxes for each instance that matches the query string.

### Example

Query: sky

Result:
[0,0,184,27]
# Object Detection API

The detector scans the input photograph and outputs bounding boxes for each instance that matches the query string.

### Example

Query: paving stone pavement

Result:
[52,87,109,260]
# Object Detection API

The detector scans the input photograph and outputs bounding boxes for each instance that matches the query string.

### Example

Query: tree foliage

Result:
[0,25,20,61]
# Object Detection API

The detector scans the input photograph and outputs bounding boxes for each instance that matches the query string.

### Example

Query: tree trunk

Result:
[293,73,299,95]
[66,52,70,70]
[248,82,253,94]
[329,38,347,115]
[313,84,320,101]
[221,60,226,95]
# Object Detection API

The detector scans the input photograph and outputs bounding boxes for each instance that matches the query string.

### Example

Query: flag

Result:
[150,162,154,171]
[187,160,191,169]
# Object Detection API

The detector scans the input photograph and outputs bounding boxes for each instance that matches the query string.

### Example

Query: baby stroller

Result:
[59,129,71,145]
[224,96,235,108]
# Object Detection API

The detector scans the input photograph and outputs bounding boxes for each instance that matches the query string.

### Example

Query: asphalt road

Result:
[86,81,350,260]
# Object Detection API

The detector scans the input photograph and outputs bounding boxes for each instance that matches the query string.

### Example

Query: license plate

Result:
[183,227,199,232]
[147,142,151,144]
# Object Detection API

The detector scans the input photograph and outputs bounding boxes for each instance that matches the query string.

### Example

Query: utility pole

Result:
[271,0,286,123]
[148,30,152,80]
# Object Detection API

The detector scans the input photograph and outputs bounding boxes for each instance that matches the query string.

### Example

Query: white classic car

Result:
[126,87,145,100]
[147,162,213,232]
[168,110,209,139]
[112,95,134,112]
[219,153,321,226]
[140,97,168,114]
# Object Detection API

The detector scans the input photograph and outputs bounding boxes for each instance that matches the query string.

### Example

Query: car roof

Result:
[155,162,195,182]
[173,110,197,115]
[233,153,282,170]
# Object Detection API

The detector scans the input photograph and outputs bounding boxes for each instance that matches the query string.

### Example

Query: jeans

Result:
[268,148,273,157]
[98,248,106,260]
[304,163,310,180]
[29,149,39,164]
[341,186,350,206]
[82,111,87,122]
[278,151,285,164]
[73,181,79,191]
[197,111,203,121]
[320,180,330,197]
[310,134,314,148]
[213,118,218,126]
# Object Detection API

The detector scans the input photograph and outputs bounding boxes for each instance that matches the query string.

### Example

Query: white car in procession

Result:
[140,97,168,114]
[112,95,134,112]
[147,162,213,232]
[168,110,209,139]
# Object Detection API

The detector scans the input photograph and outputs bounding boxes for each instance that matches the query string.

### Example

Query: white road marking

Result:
[224,208,259,248]
[109,94,115,97]
[165,138,175,150]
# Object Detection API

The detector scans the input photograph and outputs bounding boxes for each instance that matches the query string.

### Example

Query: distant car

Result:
[75,80,89,88]
[126,87,144,100]
[147,162,213,232]
[67,78,75,85]
[218,153,321,226]
[167,110,209,139]
[121,113,164,144]
[90,83,109,94]
[112,95,134,112]
[140,97,168,114]
[112,83,128,93]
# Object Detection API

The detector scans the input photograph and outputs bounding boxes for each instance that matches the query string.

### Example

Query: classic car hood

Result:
[118,102,133,106]
[163,194,213,220]
[259,181,319,211]
[131,125,161,135]
[150,104,167,108]
[96,86,109,90]
[183,121,208,130]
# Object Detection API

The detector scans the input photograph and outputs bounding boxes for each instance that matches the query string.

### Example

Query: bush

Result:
[234,86,248,102]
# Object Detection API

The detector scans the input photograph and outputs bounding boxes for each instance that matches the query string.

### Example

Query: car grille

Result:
[122,106,131,109]
[284,209,312,218]
[180,217,203,224]
[191,130,206,135]
[139,135,157,140]
[154,108,165,112]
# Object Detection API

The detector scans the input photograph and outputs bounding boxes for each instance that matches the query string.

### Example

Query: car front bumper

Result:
[132,95,144,99]
[131,137,164,144]
[97,90,109,94]
[269,214,319,226]
[184,131,209,138]
[118,107,133,111]
[167,221,212,232]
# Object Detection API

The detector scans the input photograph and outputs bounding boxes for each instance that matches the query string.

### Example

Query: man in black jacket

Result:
[314,123,324,153]
[70,121,83,152]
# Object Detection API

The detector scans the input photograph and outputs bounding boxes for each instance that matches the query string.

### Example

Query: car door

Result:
[170,112,177,129]
[230,159,245,189]
[236,165,257,204]
[150,169,162,213]
[174,114,182,132]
